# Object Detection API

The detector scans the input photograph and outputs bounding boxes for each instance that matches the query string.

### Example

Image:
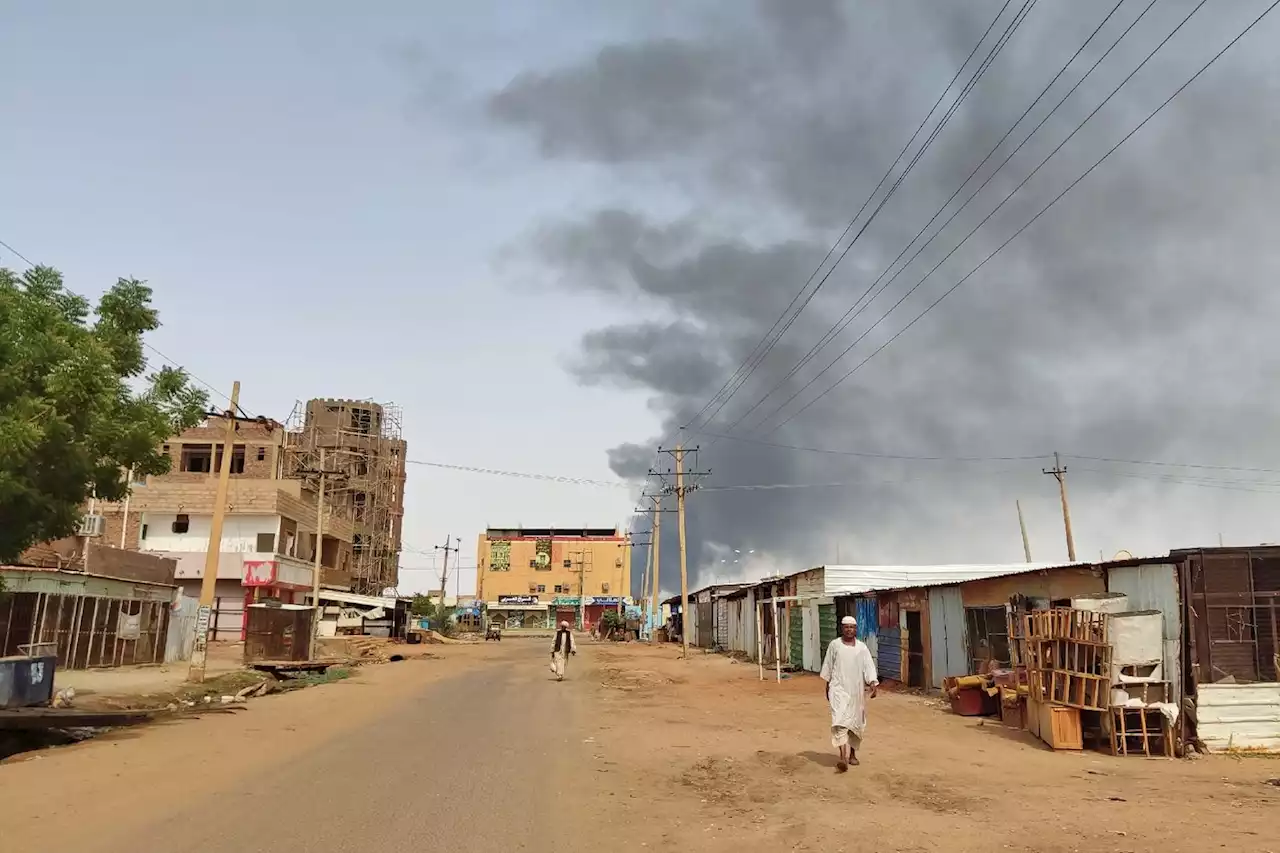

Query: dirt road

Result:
[2,639,1277,852]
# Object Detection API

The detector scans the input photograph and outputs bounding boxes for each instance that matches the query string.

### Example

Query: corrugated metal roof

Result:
[822,561,1088,596]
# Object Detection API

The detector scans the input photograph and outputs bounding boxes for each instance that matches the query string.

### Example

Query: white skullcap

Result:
[841,615,857,626]
[559,621,570,628]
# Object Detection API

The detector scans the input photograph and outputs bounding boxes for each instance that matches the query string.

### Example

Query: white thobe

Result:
[820,638,878,740]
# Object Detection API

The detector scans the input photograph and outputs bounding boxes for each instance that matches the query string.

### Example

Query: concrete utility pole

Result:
[1016,499,1032,562]
[189,381,240,683]
[658,443,708,659]
[1043,452,1076,562]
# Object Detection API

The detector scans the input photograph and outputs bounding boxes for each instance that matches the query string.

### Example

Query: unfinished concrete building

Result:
[283,399,406,594]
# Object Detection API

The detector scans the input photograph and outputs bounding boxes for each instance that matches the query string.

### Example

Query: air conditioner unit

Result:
[77,514,106,537]
[615,558,623,568]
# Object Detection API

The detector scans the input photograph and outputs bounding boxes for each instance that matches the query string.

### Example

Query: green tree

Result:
[0,265,210,563]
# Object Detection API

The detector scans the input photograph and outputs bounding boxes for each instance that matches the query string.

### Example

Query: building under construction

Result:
[284,399,407,594]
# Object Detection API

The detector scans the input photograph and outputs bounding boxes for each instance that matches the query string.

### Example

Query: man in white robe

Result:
[820,614,878,771]
[550,620,577,681]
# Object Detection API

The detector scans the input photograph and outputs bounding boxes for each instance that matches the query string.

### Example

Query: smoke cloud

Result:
[486,0,1280,595]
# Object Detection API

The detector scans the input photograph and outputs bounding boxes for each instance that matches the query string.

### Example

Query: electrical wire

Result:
[683,0,1023,436]
[758,0,1266,436]
[692,430,1051,462]
[1,233,253,418]
[718,0,1142,435]
[1066,454,1280,475]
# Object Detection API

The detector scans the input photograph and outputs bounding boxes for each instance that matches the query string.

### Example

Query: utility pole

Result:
[434,534,459,605]
[189,382,240,683]
[309,448,327,661]
[1043,452,1076,562]
[658,443,709,659]
[1016,500,1032,562]
[650,494,662,643]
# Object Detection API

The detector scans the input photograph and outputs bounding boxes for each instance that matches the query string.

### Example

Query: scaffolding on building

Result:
[282,399,406,595]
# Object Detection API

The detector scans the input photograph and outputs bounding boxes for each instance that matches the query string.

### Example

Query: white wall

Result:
[142,513,279,553]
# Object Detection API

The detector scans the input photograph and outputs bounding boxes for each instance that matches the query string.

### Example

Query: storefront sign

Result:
[587,596,621,607]
[552,596,581,606]
[243,560,278,587]
[498,595,539,605]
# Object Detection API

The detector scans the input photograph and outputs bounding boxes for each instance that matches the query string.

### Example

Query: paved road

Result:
[2,640,594,853]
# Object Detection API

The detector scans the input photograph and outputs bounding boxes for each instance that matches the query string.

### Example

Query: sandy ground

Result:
[2,638,1277,852]
[583,643,1280,853]
[52,641,245,699]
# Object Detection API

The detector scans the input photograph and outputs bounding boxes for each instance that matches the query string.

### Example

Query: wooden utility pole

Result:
[1043,452,1076,562]
[189,382,240,683]
[434,534,459,605]
[1016,500,1032,562]
[651,495,662,643]
[657,444,707,659]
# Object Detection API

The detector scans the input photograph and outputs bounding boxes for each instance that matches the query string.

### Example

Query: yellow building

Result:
[477,527,631,630]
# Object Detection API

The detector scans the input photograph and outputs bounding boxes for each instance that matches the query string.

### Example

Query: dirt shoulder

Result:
[578,643,1280,853]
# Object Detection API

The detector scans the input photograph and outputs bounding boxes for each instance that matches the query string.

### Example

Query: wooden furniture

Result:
[1108,706,1174,757]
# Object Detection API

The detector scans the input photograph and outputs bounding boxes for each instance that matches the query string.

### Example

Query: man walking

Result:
[820,614,878,772]
[550,620,577,681]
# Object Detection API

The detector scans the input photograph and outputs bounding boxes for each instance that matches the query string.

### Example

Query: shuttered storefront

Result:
[818,603,837,652]
[878,626,902,682]
[790,604,804,666]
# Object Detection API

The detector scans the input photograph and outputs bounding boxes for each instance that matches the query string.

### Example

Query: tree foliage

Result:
[0,265,210,563]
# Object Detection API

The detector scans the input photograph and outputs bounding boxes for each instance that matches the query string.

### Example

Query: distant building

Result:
[476,527,631,630]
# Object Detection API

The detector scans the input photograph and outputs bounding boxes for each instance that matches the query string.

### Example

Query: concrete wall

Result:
[476,533,630,604]
[142,513,279,553]
[85,543,176,585]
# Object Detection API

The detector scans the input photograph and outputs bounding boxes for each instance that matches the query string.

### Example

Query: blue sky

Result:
[0,1,684,594]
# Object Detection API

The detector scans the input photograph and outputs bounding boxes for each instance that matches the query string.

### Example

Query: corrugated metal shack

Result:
[0,567,177,669]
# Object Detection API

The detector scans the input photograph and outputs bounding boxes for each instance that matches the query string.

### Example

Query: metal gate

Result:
[790,605,804,667]
[928,586,968,688]
[696,601,714,648]
[818,604,837,653]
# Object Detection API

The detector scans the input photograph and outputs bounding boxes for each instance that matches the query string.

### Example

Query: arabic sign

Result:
[242,560,278,587]
[489,540,511,572]
[552,596,581,606]
[534,538,552,569]
[587,596,621,606]
[498,595,539,605]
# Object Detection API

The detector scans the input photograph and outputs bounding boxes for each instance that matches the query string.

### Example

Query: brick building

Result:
[26,413,357,639]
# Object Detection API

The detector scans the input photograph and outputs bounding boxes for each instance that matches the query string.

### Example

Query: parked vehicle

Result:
[485,621,502,641]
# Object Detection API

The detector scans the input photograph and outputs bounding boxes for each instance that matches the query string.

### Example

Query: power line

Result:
[1067,455,1280,475]
[760,0,1268,436]
[0,238,36,267]
[683,0,1025,436]
[693,430,1051,462]
[718,0,1141,435]
[1,233,254,418]
[405,459,633,489]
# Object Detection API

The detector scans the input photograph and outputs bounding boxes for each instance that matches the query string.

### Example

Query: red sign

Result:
[242,560,278,587]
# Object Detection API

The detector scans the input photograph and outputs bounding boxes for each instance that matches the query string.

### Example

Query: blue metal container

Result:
[0,655,58,709]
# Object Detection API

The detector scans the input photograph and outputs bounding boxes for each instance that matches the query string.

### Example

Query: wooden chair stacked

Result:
[1024,608,1111,713]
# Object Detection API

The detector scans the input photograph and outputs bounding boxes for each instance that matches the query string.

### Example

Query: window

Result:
[129,469,147,486]
[179,444,214,473]
[140,524,148,541]
[162,444,170,453]
[554,585,565,594]
[536,585,546,593]
[964,606,1011,672]
[563,559,572,569]
[256,446,266,461]
[213,445,246,475]
[351,408,373,434]
[256,532,276,553]
[529,559,538,568]
[172,514,190,534]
